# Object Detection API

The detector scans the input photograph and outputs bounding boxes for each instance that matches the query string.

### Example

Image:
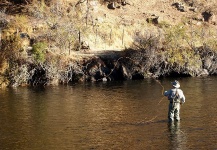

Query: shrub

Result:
[0,34,22,62]
[7,15,30,33]
[164,24,189,48]
[32,42,47,63]
[165,47,202,76]
[158,21,171,28]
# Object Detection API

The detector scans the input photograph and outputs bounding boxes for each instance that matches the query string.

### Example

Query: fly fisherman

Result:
[164,80,185,122]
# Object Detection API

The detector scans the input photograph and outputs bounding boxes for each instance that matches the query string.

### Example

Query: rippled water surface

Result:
[0,77,217,150]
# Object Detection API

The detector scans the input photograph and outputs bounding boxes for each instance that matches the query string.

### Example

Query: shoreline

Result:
[1,47,216,88]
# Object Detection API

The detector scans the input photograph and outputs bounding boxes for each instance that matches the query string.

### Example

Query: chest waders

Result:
[169,89,181,122]
[172,89,179,108]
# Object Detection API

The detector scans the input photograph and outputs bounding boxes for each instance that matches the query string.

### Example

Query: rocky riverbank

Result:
[1,46,215,88]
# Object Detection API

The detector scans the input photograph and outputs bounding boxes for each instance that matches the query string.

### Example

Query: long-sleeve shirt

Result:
[164,88,185,103]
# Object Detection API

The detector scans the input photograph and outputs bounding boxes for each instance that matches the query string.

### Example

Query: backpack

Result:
[171,89,180,103]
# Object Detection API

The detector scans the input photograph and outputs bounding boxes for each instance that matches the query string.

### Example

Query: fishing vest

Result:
[170,89,181,103]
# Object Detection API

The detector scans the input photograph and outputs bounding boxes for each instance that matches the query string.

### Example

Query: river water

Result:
[0,77,217,150]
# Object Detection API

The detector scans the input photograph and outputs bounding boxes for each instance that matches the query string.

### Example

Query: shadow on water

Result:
[27,86,47,92]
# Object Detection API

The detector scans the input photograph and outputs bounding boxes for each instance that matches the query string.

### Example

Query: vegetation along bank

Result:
[0,0,217,88]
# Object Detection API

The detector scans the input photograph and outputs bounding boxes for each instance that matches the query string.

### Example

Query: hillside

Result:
[1,0,217,50]
[0,0,217,87]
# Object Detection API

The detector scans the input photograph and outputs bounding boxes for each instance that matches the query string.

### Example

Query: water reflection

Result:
[168,122,187,150]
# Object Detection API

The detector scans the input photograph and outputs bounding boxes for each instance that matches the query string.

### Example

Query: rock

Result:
[192,15,204,22]
[198,69,209,76]
[191,20,202,26]
[107,2,116,9]
[172,2,186,12]
[196,21,202,26]
[102,77,107,82]
[189,7,197,12]
[121,0,126,6]
[146,15,159,25]
[81,41,90,50]
[121,65,132,80]
[202,11,216,25]
[95,17,104,24]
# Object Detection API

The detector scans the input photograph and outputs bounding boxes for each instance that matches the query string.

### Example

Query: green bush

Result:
[32,42,47,63]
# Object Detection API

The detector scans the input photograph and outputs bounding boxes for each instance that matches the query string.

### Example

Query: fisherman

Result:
[164,80,185,122]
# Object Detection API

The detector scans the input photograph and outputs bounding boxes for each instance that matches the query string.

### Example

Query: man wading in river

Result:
[164,80,185,122]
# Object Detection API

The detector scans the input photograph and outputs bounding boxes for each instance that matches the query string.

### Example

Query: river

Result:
[0,77,217,150]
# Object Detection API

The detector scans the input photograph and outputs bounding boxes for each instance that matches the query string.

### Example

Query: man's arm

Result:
[178,89,185,103]
[164,90,169,96]
[164,90,171,101]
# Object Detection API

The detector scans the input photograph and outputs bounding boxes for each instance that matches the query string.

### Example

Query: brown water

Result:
[0,77,217,150]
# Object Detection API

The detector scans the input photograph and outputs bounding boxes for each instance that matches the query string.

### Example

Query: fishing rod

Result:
[153,78,165,105]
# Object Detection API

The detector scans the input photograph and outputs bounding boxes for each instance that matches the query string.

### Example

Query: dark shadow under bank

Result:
[75,48,215,81]
[2,48,217,87]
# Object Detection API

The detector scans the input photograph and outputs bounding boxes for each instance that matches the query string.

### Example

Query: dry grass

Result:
[1,0,217,52]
